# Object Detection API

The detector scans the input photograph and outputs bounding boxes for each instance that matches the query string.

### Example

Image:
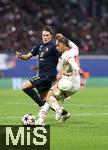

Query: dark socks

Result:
[23,88,45,107]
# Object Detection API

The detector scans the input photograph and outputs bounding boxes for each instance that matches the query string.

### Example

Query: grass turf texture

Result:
[0,87,108,150]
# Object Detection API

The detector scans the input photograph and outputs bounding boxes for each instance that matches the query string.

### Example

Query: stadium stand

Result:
[0,0,108,54]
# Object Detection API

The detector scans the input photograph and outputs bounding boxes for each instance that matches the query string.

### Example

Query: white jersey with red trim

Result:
[53,42,81,98]
[58,46,80,73]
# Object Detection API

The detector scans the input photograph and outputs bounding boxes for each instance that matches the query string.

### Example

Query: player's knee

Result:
[22,81,32,90]
[21,82,27,90]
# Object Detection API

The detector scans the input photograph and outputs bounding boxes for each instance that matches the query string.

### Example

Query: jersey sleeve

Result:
[68,40,79,54]
[31,43,41,56]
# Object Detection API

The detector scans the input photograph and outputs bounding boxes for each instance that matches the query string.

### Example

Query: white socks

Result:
[38,96,61,122]
[39,102,50,120]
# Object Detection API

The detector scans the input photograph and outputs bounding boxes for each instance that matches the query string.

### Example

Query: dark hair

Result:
[57,36,70,47]
[42,26,53,35]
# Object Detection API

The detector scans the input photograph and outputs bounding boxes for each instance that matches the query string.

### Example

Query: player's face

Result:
[42,31,52,44]
[56,42,65,53]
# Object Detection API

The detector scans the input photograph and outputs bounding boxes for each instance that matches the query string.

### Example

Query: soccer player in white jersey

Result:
[35,36,81,125]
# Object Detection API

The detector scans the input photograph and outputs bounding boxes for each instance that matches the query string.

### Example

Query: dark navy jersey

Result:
[31,40,60,79]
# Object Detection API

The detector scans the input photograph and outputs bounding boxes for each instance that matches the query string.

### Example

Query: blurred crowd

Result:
[0,0,108,55]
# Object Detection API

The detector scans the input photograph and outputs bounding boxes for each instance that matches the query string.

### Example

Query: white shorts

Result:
[52,75,80,100]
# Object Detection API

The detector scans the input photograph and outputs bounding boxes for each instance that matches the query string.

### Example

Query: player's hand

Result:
[16,51,22,58]
[56,33,63,40]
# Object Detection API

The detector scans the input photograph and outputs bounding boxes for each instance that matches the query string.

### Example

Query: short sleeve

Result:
[31,44,41,56]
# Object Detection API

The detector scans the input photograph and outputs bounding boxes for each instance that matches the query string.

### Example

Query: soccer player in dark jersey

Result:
[16,26,60,108]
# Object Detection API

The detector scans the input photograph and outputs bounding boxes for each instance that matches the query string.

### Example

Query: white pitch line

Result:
[0,116,21,119]
[0,112,108,119]
[69,104,108,108]
[1,102,108,108]
[0,102,35,106]
[72,112,108,116]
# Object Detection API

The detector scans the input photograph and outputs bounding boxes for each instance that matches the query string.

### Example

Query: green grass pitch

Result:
[0,87,108,150]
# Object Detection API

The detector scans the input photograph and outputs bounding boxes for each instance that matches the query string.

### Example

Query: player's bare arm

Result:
[16,51,32,60]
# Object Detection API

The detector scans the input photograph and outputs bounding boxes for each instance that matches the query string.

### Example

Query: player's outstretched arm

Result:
[16,51,32,60]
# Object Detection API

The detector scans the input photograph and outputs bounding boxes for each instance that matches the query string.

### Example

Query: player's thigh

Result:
[58,78,73,91]
[30,74,51,93]
[51,79,75,99]
[58,76,80,92]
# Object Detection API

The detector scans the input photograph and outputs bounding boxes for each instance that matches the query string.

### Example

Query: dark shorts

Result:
[29,74,55,93]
